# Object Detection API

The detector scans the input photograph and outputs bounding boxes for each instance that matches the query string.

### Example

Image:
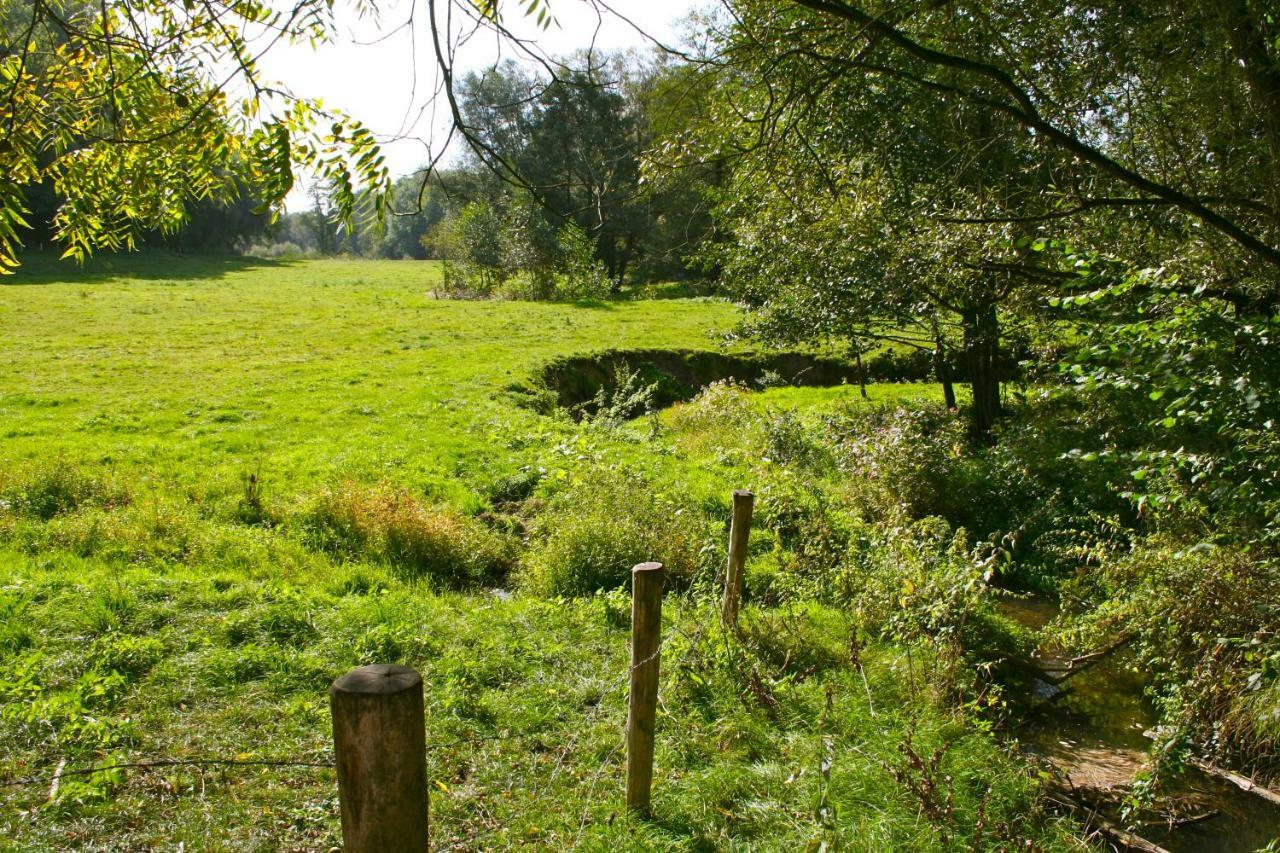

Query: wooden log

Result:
[1187,756,1280,807]
[626,561,665,816]
[330,664,430,852]
[721,490,754,629]
[1140,730,1280,807]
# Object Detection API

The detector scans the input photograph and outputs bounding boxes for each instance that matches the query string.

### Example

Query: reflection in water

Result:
[997,591,1280,852]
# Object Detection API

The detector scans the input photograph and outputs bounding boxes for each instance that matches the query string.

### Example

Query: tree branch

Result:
[787,0,1280,271]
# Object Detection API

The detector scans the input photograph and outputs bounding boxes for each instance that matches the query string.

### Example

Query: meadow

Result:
[0,255,1077,850]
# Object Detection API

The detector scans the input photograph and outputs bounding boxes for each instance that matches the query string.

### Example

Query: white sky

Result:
[253,1,700,208]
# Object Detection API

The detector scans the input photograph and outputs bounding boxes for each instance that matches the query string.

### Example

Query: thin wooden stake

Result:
[330,664,430,852]
[721,489,755,628]
[626,561,664,816]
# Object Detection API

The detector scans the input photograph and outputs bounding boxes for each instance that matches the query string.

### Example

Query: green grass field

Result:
[0,255,1074,850]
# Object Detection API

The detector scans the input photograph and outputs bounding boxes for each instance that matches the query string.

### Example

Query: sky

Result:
[253,1,701,207]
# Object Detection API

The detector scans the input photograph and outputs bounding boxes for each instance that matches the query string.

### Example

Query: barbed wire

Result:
[0,757,334,790]
[1,590,732,809]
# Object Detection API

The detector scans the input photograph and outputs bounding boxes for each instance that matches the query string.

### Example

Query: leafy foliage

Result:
[519,467,717,596]
[0,0,391,271]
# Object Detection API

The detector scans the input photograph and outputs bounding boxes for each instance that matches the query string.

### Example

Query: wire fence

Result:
[2,501,751,853]
[0,589,730,793]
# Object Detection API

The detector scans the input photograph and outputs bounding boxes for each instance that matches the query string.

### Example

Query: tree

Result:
[684,3,1051,441]
[0,0,391,271]
[456,54,646,284]
[437,200,509,294]
[668,0,1280,442]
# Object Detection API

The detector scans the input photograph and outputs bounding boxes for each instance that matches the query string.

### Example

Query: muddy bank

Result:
[523,346,981,416]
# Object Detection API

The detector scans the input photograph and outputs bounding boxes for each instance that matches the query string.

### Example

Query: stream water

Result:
[997,593,1280,852]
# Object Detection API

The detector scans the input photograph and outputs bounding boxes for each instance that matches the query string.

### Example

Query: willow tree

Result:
[682,3,1058,442]
[0,0,392,271]
[666,0,1280,443]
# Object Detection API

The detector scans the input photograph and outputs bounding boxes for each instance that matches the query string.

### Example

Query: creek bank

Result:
[997,591,1280,852]
[519,345,1022,417]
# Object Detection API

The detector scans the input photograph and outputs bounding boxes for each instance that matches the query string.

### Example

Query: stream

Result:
[997,593,1280,852]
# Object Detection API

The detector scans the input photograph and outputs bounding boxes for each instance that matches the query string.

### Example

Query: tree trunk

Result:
[855,351,869,399]
[934,339,957,410]
[962,302,1001,444]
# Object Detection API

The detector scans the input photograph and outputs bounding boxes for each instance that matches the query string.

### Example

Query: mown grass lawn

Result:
[0,255,1075,850]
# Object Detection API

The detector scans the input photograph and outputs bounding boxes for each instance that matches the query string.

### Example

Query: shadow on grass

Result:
[6,250,296,285]
[613,281,718,301]
[564,296,619,310]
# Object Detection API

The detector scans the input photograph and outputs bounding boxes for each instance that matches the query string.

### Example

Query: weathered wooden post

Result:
[626,561,664,816]
[721,489,755,629]
[330,664,430,852]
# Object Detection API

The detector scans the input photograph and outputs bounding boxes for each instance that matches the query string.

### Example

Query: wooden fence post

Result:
[626,561,665,816]
[330,664,430,852]
[721,489,755,629]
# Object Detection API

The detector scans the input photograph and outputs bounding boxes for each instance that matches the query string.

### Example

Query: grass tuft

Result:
[304,481,512,588]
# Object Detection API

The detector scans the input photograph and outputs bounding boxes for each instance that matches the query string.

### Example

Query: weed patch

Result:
[520,467,718,596]
[304,481,512,588]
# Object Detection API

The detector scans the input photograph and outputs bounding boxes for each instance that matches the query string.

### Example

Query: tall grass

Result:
[304,481,511,588]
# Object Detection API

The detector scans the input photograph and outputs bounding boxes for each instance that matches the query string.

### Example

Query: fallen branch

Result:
[1045,788,1172,853]
[1011,635,1134,687]
[1140,731,1280,807]
[1187,756,1280,808]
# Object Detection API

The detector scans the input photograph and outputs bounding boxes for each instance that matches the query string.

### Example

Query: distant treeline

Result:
[100,49,721,292]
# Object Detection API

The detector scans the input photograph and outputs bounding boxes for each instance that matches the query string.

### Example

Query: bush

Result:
[244,240,313,260]
[581,364,658,428]
[1062,539,1280,773]
[433,202,510,297]
[824,403,967,524]
[520,468,717,596]
[751,468,858,604]
[304,482,512,588]
[555,221,612,299]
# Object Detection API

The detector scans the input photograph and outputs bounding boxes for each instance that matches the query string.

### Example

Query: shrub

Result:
[555,221,612,299]
[244,240,312,260]
[1061,539,1280,773]
[434,202,509,296]
[581,364,658,428]
[520,468,717,596]
[663,380,761,458]
[304,481,511,588]
[824,403,967,524]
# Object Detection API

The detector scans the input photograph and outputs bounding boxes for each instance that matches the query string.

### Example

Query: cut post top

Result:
[633,561,664,576]
[732,489,754,500]
[331,664,422,697]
